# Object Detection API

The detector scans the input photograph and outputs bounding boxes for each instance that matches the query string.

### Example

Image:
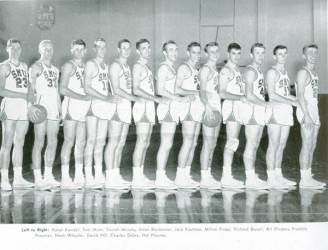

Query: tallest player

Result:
[296,44,326,189]
[0,38,34,190]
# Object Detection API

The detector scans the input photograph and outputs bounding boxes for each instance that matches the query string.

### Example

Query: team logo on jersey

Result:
[194,74,200,90]
[76,70,84,88]
[124,70,131,89]
[258,78,265,98]
[12,69,28,88]
[44,69,57,88]
[236,75,244,94]
[99,72,109,91]
[278,78,290,96]
[214,75,219,93]
[311,79,318,98]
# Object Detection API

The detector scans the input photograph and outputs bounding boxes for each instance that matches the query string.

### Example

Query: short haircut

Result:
[136,39,150,49]
[187,41,201,52]
[39,40,53,51]
[118,39,130,48]
[303,44,318,54]
[250,43,265,54]
[228,43,241,52]
[71,39,86,49]
[162,40,176,52]
[204,42,218,53]
[273,45,287,55]
[7,38,21,48]
[93,38,106,48]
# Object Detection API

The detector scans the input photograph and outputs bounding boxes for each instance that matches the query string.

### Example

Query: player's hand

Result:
[204,104,215,120]
[83,95,93,101]
[28,105,42,123]
[304,115,314,130]
[108,95,120,104]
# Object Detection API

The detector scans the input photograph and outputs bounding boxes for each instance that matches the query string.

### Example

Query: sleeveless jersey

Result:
[246,65,265,100]
[158,62,176,94]
[271,66,290,98]
[91,60,109,95]
[136,62,154,95]
[67,61,85,95]
[224,64,244,95]
[116,59,132,94]
[181,62,200,91]
[35,62,59,97]
[297,66,318,105]
[4,60,28,93]
[203,64,220,100]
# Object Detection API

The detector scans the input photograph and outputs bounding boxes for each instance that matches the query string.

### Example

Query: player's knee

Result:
[225,138,239,152]
[34,138,45,149]
[48,138,58,149]
[95,139,106,150]
[63,137,75,149]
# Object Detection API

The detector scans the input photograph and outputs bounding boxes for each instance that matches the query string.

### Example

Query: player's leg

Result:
[43,120,60,187]
[114,123,130,184]
[12,120,33,188]
[93,119,108,184]
[0,120,15,190]
[200,124,221,189]
[74,121,87,184]
[155,121,176,189]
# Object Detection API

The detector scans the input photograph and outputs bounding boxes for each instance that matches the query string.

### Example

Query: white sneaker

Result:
[34,180,51,190]
[105,177,130,190]
[94,174,105,185]
[221,176,245,189]
[200,175,221,190]
[267,177,289,189]
[155,175,177,190]
[44,175,60,188]
[175,175,197,189]
[185,173,200,188]
[61,178,83,190]
[85,179,103,189]
[276,175,297,186]
[246,175,269,190]
[300,177,326,189]
[13,178,34,189]
[132,174,155,189]
[116,174,131,187]
[1,181,12,191]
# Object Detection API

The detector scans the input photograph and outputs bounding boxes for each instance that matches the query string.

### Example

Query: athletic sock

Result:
[33,169,43,182]
[75,163,84,176]
[61,165,70,180]
[1,169,9,182]
[94,164,103,179]
[44,166,53,179]
[14,167,23,180]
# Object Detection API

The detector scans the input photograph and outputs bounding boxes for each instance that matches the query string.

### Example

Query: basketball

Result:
[202,110,221,127]
[30,104,47,124]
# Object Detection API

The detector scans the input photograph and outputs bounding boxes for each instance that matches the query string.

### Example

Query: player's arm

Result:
[265,68,298,106]
[156,64,192,103]
[174,64,198,96]
[132,63,163,103]
[296,68,313,129]
[199,65,215,119]
[244,67,272,107]
[219,67,248,103]
[59,62,90,101]
[84,60,108,102]
[0,63,27,99]
[27,62,43,121]
[110,62,139,102]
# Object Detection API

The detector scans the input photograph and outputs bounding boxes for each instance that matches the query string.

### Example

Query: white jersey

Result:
[35,62,59,98]
[115,59,132,94]
[91,60,110,95]
[202,64,220,102]
[224,64,244,95]
[158,62,176,94]
[135,62,154,95]
[3,60,28,93]
[246,65,265,100]
[67,60,85,95]
[181,62,200,91]
[271,66,290,98]
[297,66,318,105]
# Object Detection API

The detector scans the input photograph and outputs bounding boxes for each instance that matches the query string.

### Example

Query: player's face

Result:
[164,43,178,62]
[274,48,288,64]
[228,49,241,65]
[304,47,318,64]
[71,45,86,60]
[7,43,21,60]
[251,47,265,65]
[119,42,131,59]
[188,46,201,63]
[206,46,219,62]
[40,42,54,60]
[137,42,151,59]
[94,41,107,58]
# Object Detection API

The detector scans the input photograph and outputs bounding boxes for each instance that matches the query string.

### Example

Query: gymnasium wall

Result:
[0,0,327,93]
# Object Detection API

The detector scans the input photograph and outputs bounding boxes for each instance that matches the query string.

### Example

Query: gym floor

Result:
[0,96,327,224]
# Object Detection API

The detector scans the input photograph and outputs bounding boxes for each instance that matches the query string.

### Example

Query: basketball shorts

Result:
[296,102,320,126]
[222,100,243,124]
[36,95,60,121]
[179,98,205,123]
[0,97,28,121]
[109,98,132,124]
[242,104,266,126]
[86,99,115,120]
[157,100,180,123]
[265,103,293,126]
[62,97,91,122]
[133,101,155,124]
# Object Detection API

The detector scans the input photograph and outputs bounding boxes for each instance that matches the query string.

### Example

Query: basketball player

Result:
[104,39,138,189]
[199,42,221,189]
[59,39,91,189]
[28,40,60,189]
[242,43,272,189]
[132,38,167,189]
[84,38,116,188]
[219,43,247,189]
[265,45,298,188]
[0,38,34,190]
[155,40,193,189]
[296,44,326,188]
[174,41,203,188]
